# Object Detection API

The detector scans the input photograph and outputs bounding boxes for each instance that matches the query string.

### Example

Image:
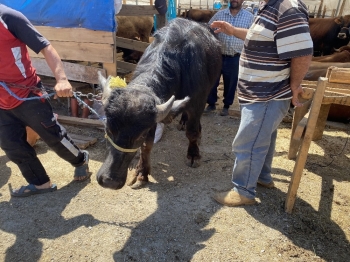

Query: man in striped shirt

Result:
[205,0,254,116]
[211,0,313,206]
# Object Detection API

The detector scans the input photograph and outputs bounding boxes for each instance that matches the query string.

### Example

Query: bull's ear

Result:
[98,71,112,105]
[334,17,343,25]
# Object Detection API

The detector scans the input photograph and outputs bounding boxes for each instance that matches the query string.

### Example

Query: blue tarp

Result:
[0,0,115,32]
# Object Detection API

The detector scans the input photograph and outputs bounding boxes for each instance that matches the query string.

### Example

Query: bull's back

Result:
[309,18,339,42]
[132,18,222,99]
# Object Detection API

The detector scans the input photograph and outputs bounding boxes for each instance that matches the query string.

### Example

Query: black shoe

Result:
[220,108,229,116]
[204,105,216,114]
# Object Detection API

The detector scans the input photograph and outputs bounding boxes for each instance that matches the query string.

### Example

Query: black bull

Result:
[96,18,222,190]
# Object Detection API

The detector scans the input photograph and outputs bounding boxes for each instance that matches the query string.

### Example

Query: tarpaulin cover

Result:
[0,0,115,32]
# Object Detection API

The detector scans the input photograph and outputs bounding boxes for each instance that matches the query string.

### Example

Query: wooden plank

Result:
[313,104,331,140]
[116,37,150,52]
[285,77,328,213]
[303,80,350,90]
[28,41,114,63]
[288,100,311,159]
[34,26,115,44]
[71,135,98,149]
[292,112,309,141]
[103,62,117,77]
[57,115,104,128]
[32,58,106,84]
[327,67,350,84]
[117,60,137,71]
[69,133,97,142]
[322,95,350,106]
[118,5,158,16]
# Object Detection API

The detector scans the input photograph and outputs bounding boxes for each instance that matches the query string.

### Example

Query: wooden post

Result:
[312,104,331,140]
[288,100,312,160]
[331,9,336,17]
[316,0,324,18]
[322,6,327,18]
[285,78,328,214]
[338,0,346,16]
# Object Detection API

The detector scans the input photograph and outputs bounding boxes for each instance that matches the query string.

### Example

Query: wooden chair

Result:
[285,67,350,213]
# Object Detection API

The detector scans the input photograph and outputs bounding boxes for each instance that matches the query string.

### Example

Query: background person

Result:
[0,4,90,197]
[204,0,254,116]
[211,0,313,206]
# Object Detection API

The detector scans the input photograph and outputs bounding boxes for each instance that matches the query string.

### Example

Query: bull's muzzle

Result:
[338,33,347,39]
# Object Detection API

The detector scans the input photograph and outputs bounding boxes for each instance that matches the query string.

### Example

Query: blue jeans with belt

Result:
[231,99,291,198]
[207,54,240,108]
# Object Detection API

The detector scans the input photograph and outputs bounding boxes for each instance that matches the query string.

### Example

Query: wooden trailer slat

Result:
[31,58,106,84]
[28,41,115,63]
[116,37,150,52]
[34,26,115,44]
[118,5,159,16]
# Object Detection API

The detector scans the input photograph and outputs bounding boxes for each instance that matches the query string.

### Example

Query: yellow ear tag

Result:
[109,76,127,89]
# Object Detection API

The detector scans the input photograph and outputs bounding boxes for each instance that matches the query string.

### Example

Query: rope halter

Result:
[104,134,139,153]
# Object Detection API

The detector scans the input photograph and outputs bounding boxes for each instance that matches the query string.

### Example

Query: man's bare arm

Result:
[40,45,73,97]
[290,55,312,107]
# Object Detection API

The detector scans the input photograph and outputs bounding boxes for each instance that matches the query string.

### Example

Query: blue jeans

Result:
[207,55,239,107]
[231,99,291,198]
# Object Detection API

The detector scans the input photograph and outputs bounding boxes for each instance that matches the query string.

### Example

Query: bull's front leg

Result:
[185,115,202,168]
[127,125,156,189]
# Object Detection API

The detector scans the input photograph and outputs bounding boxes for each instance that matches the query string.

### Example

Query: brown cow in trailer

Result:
[309,15,350,56]
[180,9,217,23]
[312,49,350,62]
[116,16,153,43]
[96,18,222,190]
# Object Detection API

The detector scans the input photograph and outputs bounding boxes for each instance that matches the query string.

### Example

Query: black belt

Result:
[222,53,240,57]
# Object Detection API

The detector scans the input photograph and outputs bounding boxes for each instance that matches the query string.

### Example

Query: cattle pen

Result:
[1,1,350,262]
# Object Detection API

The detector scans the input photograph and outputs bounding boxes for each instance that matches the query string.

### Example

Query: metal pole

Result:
[335,0,342,16]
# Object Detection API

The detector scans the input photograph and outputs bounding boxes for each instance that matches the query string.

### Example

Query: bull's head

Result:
[96,72,189,189]
[336,15,350,40]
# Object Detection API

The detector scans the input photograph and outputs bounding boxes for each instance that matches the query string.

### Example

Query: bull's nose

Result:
[338,33,347,39]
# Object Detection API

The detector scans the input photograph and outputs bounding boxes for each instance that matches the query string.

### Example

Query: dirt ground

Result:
[0,87,350,262]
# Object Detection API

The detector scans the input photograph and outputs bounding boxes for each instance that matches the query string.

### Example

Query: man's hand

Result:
[210,21,249,40]
[210,21,233,35]
[291,85,304,107]
[54,79,73,98]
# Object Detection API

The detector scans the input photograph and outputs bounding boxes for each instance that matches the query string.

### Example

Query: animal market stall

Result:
[286,66,350,213]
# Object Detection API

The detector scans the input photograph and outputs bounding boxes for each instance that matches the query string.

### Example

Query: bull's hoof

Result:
[177,122,185,131]
[186,158,200,168]
[129,180,147,189]
[126,176,137,186]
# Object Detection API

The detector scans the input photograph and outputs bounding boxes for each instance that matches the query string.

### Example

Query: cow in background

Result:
[309,15,350,56]
[96,18,222,190]
[180,9,217,23]
[116,16,153,43]
[311,49,350,62]
[116,16,153,63]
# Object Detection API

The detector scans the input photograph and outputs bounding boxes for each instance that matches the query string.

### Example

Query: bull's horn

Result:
[156,96,175,122]
[98,71,112,105]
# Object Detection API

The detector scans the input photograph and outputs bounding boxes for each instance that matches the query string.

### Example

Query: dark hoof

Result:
[177,122,185,131]
[130,180,147,189]
[186,158,201,168]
